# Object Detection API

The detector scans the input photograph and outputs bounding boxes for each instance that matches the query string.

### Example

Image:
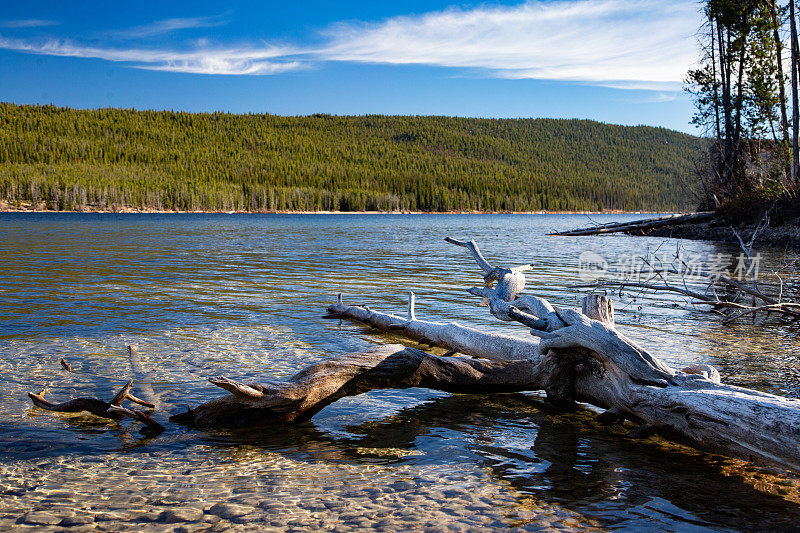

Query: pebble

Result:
[390,481,416,492]
[231,512,261,524]
[131,524,176,533]
[207,503,254,519]
[18,511,64,525]
[0,434,583,533]
[174,523,209,533]
[324,501,346,510]
[258,502,285,511]
[93,512,129,522]
[66,526,96,533]
[158,507,204,523]
[59,515,95,526]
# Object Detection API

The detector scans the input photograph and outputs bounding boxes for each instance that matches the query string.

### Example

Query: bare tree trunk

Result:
[718,23,735,189]
[731,13,749,193]
[791,0,800,183]
[770,0,790,166]
[734,32,747,147]
[711,18,722,142]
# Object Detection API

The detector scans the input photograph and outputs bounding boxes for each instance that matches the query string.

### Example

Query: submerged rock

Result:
[18,510,65,525]
[206,502,254,519]
[158,507,204,523]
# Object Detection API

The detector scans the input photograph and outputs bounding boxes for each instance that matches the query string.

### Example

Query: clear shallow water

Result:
[0,212,799,532]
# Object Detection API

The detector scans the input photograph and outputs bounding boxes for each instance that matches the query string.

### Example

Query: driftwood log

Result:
[27,346,166,432]
[548,212,715,236]
[174,238,800,473]
[28,379,164,433]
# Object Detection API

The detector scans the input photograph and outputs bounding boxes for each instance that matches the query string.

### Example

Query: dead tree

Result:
[570,225,800,324]
[548,212,714,236]
[174,238,800,473]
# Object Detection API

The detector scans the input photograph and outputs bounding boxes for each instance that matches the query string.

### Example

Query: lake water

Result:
[1,212,799,532]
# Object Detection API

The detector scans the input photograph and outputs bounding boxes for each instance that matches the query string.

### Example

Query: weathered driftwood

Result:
[28,346,165,433]
[176,237,800,472]
[170,345,540,427]
[28,379,164,433]
[548,212,715,236]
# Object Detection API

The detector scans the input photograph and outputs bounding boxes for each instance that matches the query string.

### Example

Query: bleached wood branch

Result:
[326,292,541,362]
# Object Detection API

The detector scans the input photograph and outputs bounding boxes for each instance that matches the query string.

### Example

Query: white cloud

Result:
[319,0,700,87]
[110,16,227,39]
[595,81,683,92]
[0,19,58,28]
[0,0,701,85]
[0,35,302,75]
[639,92,680,103]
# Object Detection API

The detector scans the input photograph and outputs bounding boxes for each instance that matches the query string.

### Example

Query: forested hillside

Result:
[0,103,704,212]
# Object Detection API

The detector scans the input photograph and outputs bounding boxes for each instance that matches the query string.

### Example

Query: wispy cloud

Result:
[0,36,302,75]
[0,19,58,29]
[0,0,701,85]
[320,0,699,88]
[110,15,227,39]
[639,92,680,103]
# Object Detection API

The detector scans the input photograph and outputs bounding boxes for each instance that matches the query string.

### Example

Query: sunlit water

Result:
[0,213,799,532]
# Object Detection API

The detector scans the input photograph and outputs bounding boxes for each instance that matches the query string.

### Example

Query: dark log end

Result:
[135,412,165,433]
[169,406,196,424]
[597,407,626,425]
[541,353,579,406]
[627,424,660,439]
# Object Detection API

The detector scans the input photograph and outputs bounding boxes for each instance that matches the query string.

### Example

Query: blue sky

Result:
[0,1,703,133]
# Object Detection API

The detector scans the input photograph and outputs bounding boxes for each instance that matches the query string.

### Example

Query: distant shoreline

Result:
[0,200,669,216]
[0,203,667,216]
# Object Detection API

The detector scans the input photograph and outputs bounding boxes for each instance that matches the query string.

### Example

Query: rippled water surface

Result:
[1,213,799,532]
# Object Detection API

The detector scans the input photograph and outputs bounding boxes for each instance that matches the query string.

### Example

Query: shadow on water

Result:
[0,415,170,460]
[194,392,800,531]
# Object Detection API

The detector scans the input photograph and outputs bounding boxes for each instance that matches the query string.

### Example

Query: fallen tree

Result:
[548,212,715,236]
[171,238,800,473]
[569,233,800,324]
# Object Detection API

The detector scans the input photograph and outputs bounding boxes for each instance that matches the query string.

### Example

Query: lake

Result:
[1,212,799,531]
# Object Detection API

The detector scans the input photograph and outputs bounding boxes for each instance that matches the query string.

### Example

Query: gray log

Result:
[548,212,715,236]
